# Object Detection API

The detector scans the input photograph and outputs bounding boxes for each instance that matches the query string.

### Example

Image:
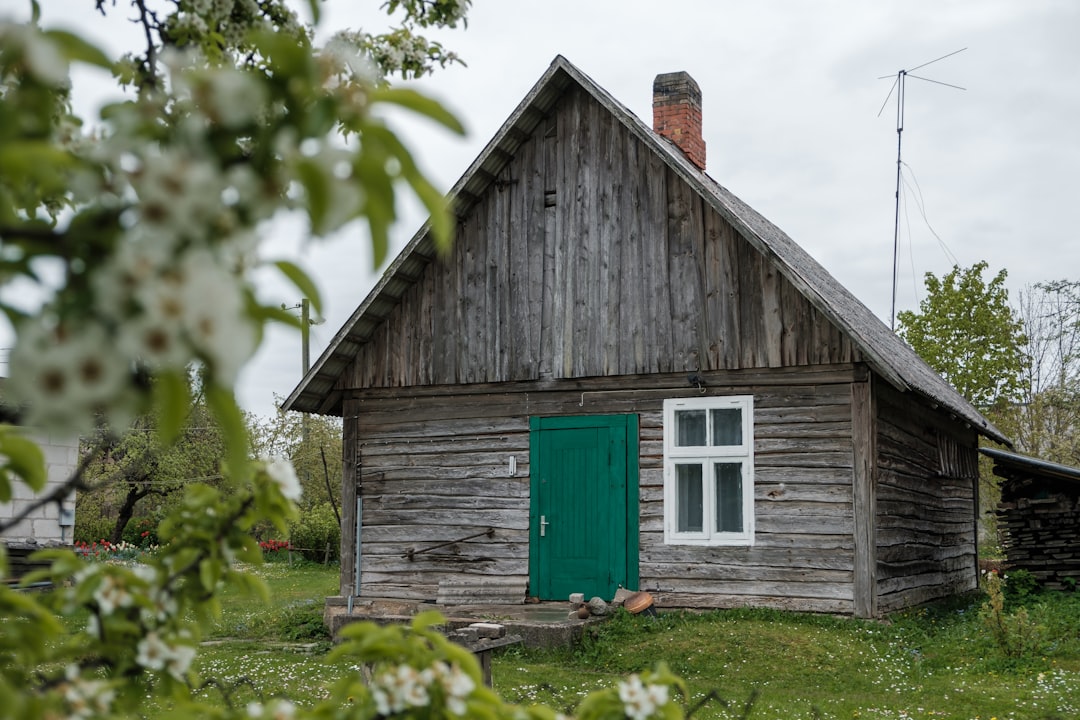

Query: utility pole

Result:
[301,297,311,376]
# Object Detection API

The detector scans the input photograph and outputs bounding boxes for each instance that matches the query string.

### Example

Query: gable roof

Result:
[282,55,1009,446]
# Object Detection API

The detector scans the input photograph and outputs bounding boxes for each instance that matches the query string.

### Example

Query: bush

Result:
[288,503,340,563]
[73,515,114,546]
[121,517,159,547]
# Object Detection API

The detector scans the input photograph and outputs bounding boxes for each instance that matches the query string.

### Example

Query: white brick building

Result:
[0,430,79,546]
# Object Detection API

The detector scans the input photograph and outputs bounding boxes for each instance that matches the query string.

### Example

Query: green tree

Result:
[247,400,343,514]
[78,373,227,545]
[999,280,1080,464]
[897,262,1028,408]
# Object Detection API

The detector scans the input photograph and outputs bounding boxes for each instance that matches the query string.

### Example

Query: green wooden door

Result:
[529,415,639,600]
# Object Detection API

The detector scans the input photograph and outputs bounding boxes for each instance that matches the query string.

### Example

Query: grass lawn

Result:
[112,558,1080,718]
[493,596,1080,719]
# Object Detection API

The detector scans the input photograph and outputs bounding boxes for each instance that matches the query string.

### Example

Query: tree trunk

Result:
[110,481,152,544]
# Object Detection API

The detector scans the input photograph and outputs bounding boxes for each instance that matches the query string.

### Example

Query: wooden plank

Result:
[666,168,706,372]
[342,398,359,596]
[538,113,557,380]
[513,125,542,380]
[761,254,783,368]
[599,106,621,376]
[851,375,877,618]
[737,237,764,368]
[642,143,671,373]
[620,132,646,373]
[646,593,852,615]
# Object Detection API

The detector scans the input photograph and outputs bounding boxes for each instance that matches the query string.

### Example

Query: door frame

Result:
[528,414,640,599]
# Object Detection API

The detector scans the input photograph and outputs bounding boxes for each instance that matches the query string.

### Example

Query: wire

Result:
[900,162,960,266]
[908,47,968,73]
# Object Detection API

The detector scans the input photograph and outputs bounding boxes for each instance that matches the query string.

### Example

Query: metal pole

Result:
[890,70,905,332]
[301,298,311,376]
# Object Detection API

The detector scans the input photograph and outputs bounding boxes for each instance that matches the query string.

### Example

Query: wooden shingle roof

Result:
[282,55,1009,446]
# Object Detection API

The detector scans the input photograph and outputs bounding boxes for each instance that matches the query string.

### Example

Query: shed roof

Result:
[981,447,1080,485]
[282,55,1009,446]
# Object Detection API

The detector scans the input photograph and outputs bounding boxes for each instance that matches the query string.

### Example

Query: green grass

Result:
[493,594,1080,719]
[64,558,1080,718]
[203,559,338,642]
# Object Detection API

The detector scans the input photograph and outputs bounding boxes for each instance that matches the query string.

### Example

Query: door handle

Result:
[540,515,550,537]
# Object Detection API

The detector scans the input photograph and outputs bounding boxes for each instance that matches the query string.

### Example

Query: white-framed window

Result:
[663,396,754,546]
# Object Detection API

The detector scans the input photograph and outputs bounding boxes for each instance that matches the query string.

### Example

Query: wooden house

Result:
[983,447,1080,590]
[284,56,1009,618]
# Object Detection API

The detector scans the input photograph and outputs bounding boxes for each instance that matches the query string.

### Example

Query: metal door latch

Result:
[540,515,549,537]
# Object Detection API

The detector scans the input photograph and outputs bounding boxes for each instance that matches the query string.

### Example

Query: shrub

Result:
[121,517,159,547]
[980,570,1044,659]
[1002,568,1041,605]
[288,503,340,563]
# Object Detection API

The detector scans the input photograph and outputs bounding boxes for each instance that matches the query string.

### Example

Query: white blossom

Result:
[136,631,195,679]
[0,23,68,85]
[618,675,669,720]
[130,150,223,241]
[93,574,133,615]
[62,665,116,719]
[196,66,267,128]
[166,643,197,680]
[263,457,302,502]
[135,632,171,671]
[9,320,130,433]
[372,664,430,715]
[427,661,475,715]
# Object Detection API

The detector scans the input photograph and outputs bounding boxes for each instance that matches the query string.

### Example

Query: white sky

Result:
[6,1,1080,417]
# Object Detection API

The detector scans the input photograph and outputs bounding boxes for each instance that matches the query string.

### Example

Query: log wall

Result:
[874,382,979,613]
[349,367,858,614]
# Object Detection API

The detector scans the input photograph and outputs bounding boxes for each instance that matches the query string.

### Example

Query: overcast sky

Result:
[8,1,1080,417]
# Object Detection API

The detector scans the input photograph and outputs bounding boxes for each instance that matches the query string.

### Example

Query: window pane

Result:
[676,464,704,532]
[675,410,707,447]
[714,463,743,533]
[711,408,743,446]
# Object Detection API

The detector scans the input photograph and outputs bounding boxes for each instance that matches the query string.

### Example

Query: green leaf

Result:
[274,261,322,316]
[296,158,330,236]
[370,87,465,134]
[305,0,321,24]
[0,428,47,493]
[205,384,250,482]
[43,30,112,70]
[199,558,217,592]
[153,370,192,445]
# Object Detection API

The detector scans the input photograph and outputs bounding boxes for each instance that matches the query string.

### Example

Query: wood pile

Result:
[996,493,1080,590]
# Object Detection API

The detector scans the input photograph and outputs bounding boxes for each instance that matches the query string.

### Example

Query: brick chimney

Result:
[652,71,706,171]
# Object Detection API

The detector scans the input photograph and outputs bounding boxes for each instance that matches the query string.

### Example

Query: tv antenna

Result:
[878,48,966,330]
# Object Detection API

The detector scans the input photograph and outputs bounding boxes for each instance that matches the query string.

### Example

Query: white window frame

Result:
[663,395,755,546]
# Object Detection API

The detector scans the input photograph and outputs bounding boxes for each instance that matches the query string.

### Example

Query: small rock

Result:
[569,592,585,605]
[469,622,505,639]
[452,627,480,642]
[587,597,609,616]
[612,587,634,606]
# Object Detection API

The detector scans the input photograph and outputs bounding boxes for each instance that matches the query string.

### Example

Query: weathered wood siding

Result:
[874,382,979,613]
[351,367,858,613]
[344,84,860,391]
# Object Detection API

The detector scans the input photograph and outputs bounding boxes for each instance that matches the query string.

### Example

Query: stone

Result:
[569,593,585,605]
[469,622,505,639]
[587,597,609,616]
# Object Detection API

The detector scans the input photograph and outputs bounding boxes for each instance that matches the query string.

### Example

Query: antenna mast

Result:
[878,48,966,330]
